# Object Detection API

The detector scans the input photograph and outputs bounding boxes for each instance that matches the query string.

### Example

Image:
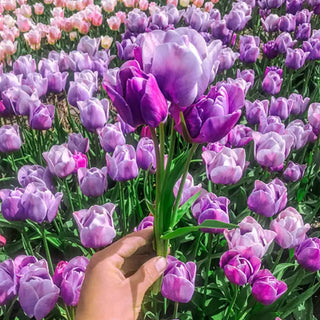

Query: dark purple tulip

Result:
[0,73,22,95]
[73,203,116,248]
[0,124,21,153]
[285,48,309,69]
[237,69,255,88]
[53,261,68,287]
[286,120,315,149]
[261,14,280,31]
[107,144,139,181]
[74,70,99,93]
[226,124,253,147]
[136,137,156,172]
[271,207,310,248]
[202,146,246,185]
[289,93,310,114]
[78,98,109,132]
[239,36,260,63]
[67,81,94,107]
[173,173,202,206]
[275,32,296,54]
[225,8,251,31]
[263,41,279,59]
[269,97,293,120]
[77,36,100,56]
[77,167,108,197]
[296,23,311,40]
[220,250,261,286]
[296,9,313,25]
[43,144,76,178]
[245,99,269,124]
[286,0,303,14]
[134,215,154,231]
[283,161,307,182]
[210,19,234,44]
[98,122,125,153]
[0,188,25,220]
[251,269,287,305]
[262,71,283,95]
[138,27,222,107]
[13,55,36,79]
[217,48,239,72]
[69,51,93,71]
[252,131,293,169]
[18,165,53,190]
[171,84,244,144]
[67,133,89,154]
[224,216,276,258]
[247,178,287,217]
[104,60,168,128]
[0,259,17,305]
[22,73,48,98]
[47,72,68,93]
[257,0,285,8]
[161,256,196,303]
[38,58,60,78]
[295,237,320,272]
[29,103,54,130]
[191,191,230,233]
[278,13,296,32]
[18,260,59,320]
[259,116,285,134]
[60,257,89,306]
[20,182,62,223]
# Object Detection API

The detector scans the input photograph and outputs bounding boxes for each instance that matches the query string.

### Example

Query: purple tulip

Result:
[263,40,279,59]
[173,173,202,207]
[257,0,285,8]
[191,191,230,233]
[269,97,293,120]
[0,124,21,153]
[278,13,296,32]
[283,161,307,182]
[286,120,315,150]
[77,167,108,197]
[67,133,89,154]
[183,6,210,32]
[224,216,276,258]
[29,103,55,130]
[74,70,98,92]
[48,50,76,72]
[14,255,38,281]
[259,116,286,134]
[303,38,320,61]
[252,131,293,169]
[171,84,244,143]
[245,99,269,124]
[285,48,309,69]
[43,144,76,178]
[116,38,138,61]
[98,122,125,153]
[225,8,251,31]
[13,55,36,79]
[106,144,139,181]
[296,9,313,25]
[251,269,287,305]
[77,36,100,56]
[210,19,234,44]
[0,73,22,96]
[73,203,116,248]
[47,72,68,93]
[202,146,246,185]
[295,237,320,272]
[296,23,311,40]
[262,70,283,95]
[126,8,148,33]
[137,27,222,107]
[220,250,261,286]
[226,124,253,147]
[288,93,310,114]
[237,69,255,88]
[0,188,25,220]
[38,58,60,78]
[275,32,296,54]
[217,48,240,72]
[0,259,17,305]
[286,0,304,13]
[161,256,196,303]
[59,257,89,306]
[69,51,93,71]
[270,207,310,248]
[239,35,260,63]
[262,14,280,31]
[248,179,287,217]
[22,73,48,98]
[104,60,168,128]
[134,215,154,231]
[67,81,94,107]
[18,165,53,190]
[136,137,156,172]
[53,261,68,287]
[308,103,320,134]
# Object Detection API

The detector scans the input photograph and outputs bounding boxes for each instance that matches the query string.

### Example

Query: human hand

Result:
[75,228,167,320]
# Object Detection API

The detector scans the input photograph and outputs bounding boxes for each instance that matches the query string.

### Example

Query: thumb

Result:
[129,256,167,304]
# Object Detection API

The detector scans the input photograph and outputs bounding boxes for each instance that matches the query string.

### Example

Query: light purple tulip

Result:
[136,137,157,172]
[283,161,307,182]
[69,51,93,71]
[13,55,36,79]
[0,124,21,153]
[239,35,260,63]
[67,133,89,154]
[286,120,315,150]
[217,47,240,72]
[245,99,269,124]
[67,81,94,107]
[77,167,108,197]
[257,0,285,8]
[275,32,296,54]
[226,124,253,148]
[269,97,293,120]
[22,73,48,98]
[0,188,25,221]
[48,50,76,72]
[247,178,287,217]
[224,216,276,258]
[288,93,310,114]
[295,238,320,272]
[278,13,296,32]
[259,116,286,134]
[237,69,255,88]
[77,36,100,56]
[126,8,148,33]
[14,255,38,281]
[98,122,125,153]
[296,23,311,40]
[18,165,53,190]
[74,70,99,93]
[210,19,234,45]
[134,215,154,231]
[0,259,17,305]
[225,7,251,31]
[308,103,320,134]
[285,48,309,69]
[29,103,55,130]
[38,58,60,78]
[47,72,68,93]
[73,203,116,248]
[262,70,283,95]
[261,14,280,31]
[202,146,246,185]
[270,207,310,248]
[296,9,313,25]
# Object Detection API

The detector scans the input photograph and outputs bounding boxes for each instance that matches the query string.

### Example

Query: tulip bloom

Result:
[295,238,320,272]
[283,161,307,182]
[286,120,315,150]
[259,116,285,134]
[262,70,283,95]
[77,167,108,197]
[269,97,293,120]
[13,55,36,79]
[67,133,89,154]
[73,203,116,248]
[0,259,17,305]
[245,99,269,125]
[285,48,309,70]
[161,256,196,303]
[0,188,25,221]
[18,165,53,190]
[134,215,154,231]
[289,93,310,115]
[29,103,55,130]
[308,103,320,134]
[239,36,260,63]
[0,125,21,153]
[98,122,125,153]
[136,137,157,172]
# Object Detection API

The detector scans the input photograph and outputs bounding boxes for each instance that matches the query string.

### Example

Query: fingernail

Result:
[155,257,167,273]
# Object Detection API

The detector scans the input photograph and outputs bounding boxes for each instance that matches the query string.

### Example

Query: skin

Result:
[76,228,167,320]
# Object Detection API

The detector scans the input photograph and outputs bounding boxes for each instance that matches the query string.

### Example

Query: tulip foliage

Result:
[1,0,320,319]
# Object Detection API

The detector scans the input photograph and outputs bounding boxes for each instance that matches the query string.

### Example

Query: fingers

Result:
[129,256,167,308]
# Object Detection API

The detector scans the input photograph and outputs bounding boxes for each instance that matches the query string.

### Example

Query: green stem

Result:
[64,180,74,213]
[225,284,239,320]
[159,122,165,179]
[173,301,179,319]
[119,182,127,235]
[4,297,17,320]
[42,226,54,275]
[272,248,283,273]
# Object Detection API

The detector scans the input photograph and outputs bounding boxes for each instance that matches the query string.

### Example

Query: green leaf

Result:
[273,263,296,278]
[161,220,238,240]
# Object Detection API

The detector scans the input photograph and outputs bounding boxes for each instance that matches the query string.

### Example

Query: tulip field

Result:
[1,0,320,319]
